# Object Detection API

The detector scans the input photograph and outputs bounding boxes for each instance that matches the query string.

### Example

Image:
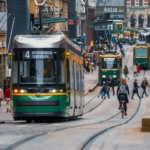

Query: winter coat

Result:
[141,80,150,89]
[124,67,129,74]
[137,65,141,73]
[4,88,10,99]
[117,84,129,103]
[133,82,140,93]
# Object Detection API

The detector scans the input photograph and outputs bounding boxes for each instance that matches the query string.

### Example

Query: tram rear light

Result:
[14,89,18,93]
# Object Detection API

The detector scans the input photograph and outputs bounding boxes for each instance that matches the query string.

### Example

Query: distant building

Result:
[0,0,7,87]
[126,0,150,28]
[29,0,69,36]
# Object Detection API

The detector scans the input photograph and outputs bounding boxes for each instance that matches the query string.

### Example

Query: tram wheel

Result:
[26,119,31,123]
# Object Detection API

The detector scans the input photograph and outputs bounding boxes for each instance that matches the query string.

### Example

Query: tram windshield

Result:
[102,58,117,69]
[114,24,123,30]
[13,50,65,85]
[135,48,147,57]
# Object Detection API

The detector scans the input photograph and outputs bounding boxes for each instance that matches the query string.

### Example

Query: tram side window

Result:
[13,61,18,84]
[102,58,117,69]
[59,60,65,84]
[69,60,74,90]
[76,64,79,91]
[114,24,122,30]
[135,48,147,57]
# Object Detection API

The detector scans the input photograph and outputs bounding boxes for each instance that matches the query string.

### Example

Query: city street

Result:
[0,45,150,150]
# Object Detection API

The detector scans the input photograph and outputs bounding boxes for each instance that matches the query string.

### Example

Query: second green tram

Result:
[11,35,84,122]
[98,52,122,85]
[133,41,150,70]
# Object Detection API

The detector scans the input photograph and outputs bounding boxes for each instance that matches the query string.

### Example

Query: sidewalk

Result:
[0,101,13,122]
[84,68,99,95]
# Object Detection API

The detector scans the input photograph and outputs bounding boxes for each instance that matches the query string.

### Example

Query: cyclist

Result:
[117,78,129,116]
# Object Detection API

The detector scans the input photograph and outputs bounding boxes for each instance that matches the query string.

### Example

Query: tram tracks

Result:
[79,70,146,150]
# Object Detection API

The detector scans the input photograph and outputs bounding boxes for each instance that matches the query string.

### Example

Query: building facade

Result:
[29,0,69,36]
[95,0,126,21]
[126,0,150,28]
[0,0,7,88]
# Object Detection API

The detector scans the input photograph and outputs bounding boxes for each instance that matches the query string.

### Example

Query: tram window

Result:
[135,48,147,57]
[102,58,117,69]
[19,59,57,84]
[115,24,122,30]
[69,60,74,90]
[59,60,65,84]
[13,61,18,84]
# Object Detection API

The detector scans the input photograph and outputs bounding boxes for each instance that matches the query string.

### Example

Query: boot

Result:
[6,108,8,113]
[9,109,11,113]
[125,112,127,116]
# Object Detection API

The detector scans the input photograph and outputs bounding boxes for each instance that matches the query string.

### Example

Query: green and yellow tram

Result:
[98,52,122,85]
[133,41,150,70]
[11,35,84,122]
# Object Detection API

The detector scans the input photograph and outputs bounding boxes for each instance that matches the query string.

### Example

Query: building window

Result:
[139,14,144,28]
[0,2,6,12]
[131,0,135,6]
[139,0,143,6]
[148,0,150,6]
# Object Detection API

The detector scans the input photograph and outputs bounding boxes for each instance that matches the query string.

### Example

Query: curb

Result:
[0,121,5,124]
[84,83,99,96]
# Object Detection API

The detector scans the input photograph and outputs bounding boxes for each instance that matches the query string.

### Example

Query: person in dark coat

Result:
[141,77,150,98]
[117,78,129,116]
[131,79,141,99]
[107,75,115,95]
[123,65,129,80]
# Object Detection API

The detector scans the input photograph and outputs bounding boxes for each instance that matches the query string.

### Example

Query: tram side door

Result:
[0,68,4,90]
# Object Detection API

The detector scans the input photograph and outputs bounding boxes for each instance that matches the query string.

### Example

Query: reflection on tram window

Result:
[102,58,117,69]
[115,24,122,30]
[136,48,147,57]
[19,59,57,84]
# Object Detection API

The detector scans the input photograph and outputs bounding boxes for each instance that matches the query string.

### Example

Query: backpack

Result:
[118,84,127,94]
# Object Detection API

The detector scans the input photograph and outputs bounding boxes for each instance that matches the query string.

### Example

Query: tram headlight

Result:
[49,89,64,93]
[102,75,106,78]
[13,89,19,93]
[20,89,27,93]
[113,75,116,78]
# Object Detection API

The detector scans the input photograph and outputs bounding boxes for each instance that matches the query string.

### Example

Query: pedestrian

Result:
[0,87,4,107]
[141,77,150,98]
[131,79,141,99]
[123,65,129,80]
[137,63,141,76]
[105,82,110,98]
[4,85,11,113]
[107,75,115,95]
[90,61,94,73]
[133,64,138,77]
[101,82,107,99]
[117,78,129,115]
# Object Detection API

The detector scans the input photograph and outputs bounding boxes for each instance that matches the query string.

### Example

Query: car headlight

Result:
[113,75,116,78]
[20,89,27,93]
[102,75,106,78]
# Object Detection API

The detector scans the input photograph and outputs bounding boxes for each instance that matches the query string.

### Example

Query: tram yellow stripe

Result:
[12,93,68,96]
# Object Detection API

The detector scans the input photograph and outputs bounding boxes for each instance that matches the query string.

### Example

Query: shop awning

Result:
[34,17,68,25]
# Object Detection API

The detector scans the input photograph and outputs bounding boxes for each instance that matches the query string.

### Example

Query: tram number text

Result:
[25,51,30,58]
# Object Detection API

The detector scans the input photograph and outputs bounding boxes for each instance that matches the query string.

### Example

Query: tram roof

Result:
[135,41,148,46]
[13,35,82,56]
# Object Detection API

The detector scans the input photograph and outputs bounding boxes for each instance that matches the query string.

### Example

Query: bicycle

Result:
[119,95,126,118]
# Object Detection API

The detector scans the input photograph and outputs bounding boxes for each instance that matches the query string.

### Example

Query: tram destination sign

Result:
[22,50,53,59]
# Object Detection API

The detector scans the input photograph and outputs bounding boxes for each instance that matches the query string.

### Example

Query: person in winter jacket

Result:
[117,78,129,116]
[141,77,150,97]
[123,65,129,80]
[133,64,138,77]
[131,79,141,99]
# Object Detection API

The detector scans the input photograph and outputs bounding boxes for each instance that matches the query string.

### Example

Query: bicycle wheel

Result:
[121,108,124,118]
